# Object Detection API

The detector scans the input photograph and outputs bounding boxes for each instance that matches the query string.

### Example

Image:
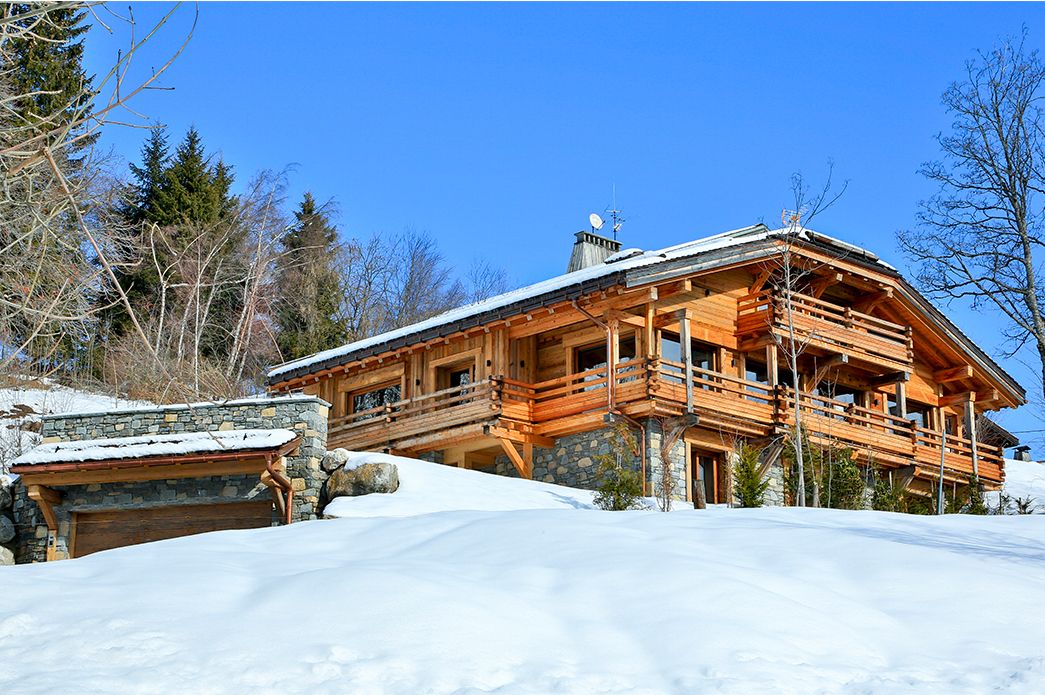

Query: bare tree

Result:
[899,31,1045,400]
[0,3,192,377]
[772,168,847,506]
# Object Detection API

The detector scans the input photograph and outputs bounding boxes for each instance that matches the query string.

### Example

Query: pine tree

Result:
[6,3,97,157]
[151,127,234,228]
[126,127,171,222]
[275,193,349,360]
[732,443,769,508]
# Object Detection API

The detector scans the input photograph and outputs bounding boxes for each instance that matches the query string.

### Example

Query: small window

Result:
[745,359,768,384]
[350,383,401,418]
[661,332,715,371]
[448,367,472,388]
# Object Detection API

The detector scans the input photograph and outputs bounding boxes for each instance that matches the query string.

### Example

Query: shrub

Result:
[732,443,768,508]
[593,423,643,511]
[964,475,988,515]
[821,447,865,510]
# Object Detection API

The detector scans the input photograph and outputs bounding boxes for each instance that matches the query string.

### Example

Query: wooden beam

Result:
[853,288,893,313]
[809,272,843,299]
[868,370,910,387]
[934,365,974,383]
[497,438,532,479]
[937,390,998,407]
[810,354,849,390]
[748,266,773,294]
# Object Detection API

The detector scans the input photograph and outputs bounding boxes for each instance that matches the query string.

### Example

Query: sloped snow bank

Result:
[999,458,1045,509]
[323,452,595,517]
[1,457,1044,694]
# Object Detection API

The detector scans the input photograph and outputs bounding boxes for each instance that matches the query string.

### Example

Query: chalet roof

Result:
[265,224,1024,403]
[11,429,298,467]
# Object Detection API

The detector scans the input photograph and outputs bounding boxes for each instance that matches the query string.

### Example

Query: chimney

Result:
[567,231,621,273]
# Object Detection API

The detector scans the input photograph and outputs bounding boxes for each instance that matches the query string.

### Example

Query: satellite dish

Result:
[589,213,605,230]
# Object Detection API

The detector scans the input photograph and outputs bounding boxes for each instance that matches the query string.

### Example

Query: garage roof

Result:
[12,429,298,467]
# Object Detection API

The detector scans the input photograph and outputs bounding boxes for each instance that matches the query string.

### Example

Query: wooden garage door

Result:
[72,501,274,558]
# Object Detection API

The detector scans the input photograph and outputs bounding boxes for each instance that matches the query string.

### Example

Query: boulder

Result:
[325,462,399,499]
[0,515,14,545]
[0,545,13,566]
[0,482,12,510]
[320,448,352,474]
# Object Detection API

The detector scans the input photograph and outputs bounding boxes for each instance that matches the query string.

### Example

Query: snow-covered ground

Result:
[2,451,1045,694]
[994,458,1045,512]
[0,379,151,472]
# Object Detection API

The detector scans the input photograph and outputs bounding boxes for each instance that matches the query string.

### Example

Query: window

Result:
[660,333,715,370]
[448,367,472,388]
[574,336,636,373]
[350,383,401,419]
[816,381,863,421]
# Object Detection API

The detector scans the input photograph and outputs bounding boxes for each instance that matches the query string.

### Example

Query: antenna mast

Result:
[605,184,625,241]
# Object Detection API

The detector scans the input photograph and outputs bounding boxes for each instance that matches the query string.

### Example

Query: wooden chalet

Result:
[267,225,1025,502]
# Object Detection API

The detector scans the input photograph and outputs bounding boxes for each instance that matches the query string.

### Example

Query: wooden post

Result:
[679,310,693,413]
[608,317,620,408]
[765,343,778,387]
[895,381,908,419]
[27,484,62,561]
[965,394,979,477]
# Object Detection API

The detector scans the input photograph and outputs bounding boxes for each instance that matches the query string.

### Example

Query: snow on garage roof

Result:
[11,429,299,467]
[267,224,881,382]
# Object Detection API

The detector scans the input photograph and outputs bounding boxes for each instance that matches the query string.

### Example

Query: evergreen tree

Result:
[275,193,349,360]
[732,443,769,508]
[6,3,97,157]
[126,127,171,222]
[151,127,234,227]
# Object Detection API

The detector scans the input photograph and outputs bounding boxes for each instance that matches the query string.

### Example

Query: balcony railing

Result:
[325,357,1003,485]
[737,290,914,371]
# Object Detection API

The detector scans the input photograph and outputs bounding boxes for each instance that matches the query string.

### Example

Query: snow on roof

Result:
[267,224,884,381]
[41,393,328,421]
[11,429,298,467]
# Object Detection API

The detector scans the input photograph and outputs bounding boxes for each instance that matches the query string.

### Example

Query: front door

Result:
[691,450,722,506]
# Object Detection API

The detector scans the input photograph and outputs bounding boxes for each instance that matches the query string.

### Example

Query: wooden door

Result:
[690,450,722,506]
[71,501,274,558]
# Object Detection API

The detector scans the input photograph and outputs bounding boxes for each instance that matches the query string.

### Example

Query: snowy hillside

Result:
[0,379,151,472]
[997,458,1045,511]
[2,454,1045,694]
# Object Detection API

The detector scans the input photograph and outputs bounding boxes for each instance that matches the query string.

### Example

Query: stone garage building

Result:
[10,395,329,563]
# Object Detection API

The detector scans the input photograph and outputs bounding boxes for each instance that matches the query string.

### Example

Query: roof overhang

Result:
[11,437,301,487]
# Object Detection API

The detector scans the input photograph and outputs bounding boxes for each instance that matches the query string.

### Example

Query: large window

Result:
[574,336,636,372]
[660,333,715,371]
[350,382,401,419]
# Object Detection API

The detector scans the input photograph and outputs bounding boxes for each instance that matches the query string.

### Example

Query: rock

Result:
[0,515,15,544]
[0,545,13,566]
[0,482,12,510]
[325,462,399,498]
[320,448,352,474]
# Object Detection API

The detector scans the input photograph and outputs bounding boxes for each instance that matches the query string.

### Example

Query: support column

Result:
[765,343,779,387]
[27,484,62,561]
[895,381,908,419]
[678,309,693,413]
[965,394,979,477]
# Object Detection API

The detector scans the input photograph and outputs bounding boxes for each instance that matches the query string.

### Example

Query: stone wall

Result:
[491,420,789,509]
[13,395,329,563]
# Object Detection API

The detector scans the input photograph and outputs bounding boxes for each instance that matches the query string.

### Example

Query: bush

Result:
[964,475,988,515]
[732,443,768,508]
[821,447,865,510]
[593,423,643,511]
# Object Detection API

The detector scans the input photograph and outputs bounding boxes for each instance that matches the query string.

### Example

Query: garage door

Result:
[71,501,274,558]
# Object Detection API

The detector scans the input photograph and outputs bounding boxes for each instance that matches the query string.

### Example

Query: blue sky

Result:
[84,2,1045,442]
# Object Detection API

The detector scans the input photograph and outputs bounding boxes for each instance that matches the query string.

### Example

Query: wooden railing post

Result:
[679,310,694,413]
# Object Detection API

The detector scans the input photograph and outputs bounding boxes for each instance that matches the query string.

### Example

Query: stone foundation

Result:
[12,395,329,563]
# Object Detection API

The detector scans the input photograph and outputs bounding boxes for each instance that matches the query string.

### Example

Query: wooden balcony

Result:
[326,358,1003,487]
[737,290,914,373]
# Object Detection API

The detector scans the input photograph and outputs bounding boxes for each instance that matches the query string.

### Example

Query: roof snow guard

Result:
[265,224,1023,401]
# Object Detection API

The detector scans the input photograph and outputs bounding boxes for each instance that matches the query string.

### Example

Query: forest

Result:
[0,4,508,402]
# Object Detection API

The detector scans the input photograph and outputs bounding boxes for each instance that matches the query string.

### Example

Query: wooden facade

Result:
[268,227,1024,496]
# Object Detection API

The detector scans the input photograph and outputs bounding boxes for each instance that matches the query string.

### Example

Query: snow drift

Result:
[2,453,1044,693]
